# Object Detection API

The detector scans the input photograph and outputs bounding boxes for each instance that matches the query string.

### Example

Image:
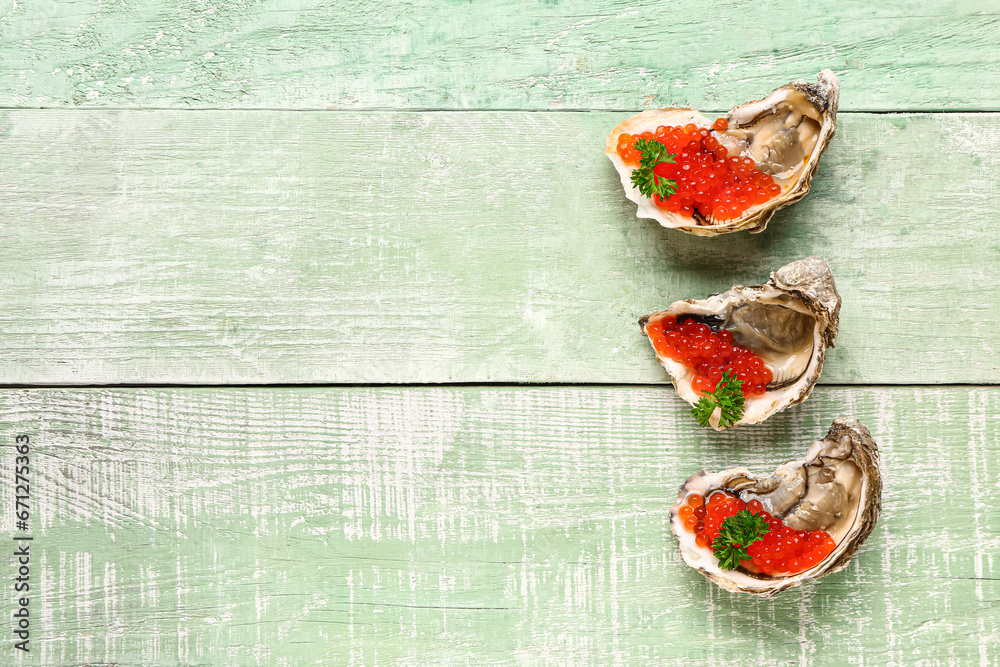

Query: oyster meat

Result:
[640,257,840,429]
[605,70,839,236]
[670,417,882,596]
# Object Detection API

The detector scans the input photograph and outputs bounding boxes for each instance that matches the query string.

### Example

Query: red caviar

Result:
[615,122,781,222]
[684,491,836,577]
[644,316,772,397]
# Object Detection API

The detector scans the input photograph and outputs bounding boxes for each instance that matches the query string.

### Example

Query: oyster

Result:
[639,257,840,429]
[670,417,882,596]
[605,70,839,236]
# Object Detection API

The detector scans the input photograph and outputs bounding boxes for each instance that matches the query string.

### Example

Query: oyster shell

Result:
[605,70,839,236]
[670,417,882,596]
[639,257,840,429]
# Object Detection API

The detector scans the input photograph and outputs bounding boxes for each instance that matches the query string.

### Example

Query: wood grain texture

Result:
[1,109,998,385]
[1,385,997,666]
[1,0,999,111]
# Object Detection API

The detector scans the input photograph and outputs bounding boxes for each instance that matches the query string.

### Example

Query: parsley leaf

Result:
[712,509,770,570]
[691,370,745,429]
[629,139,677,201]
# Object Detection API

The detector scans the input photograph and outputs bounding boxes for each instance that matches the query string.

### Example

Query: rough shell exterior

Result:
[769,256,841,349]
[670,417,882,596]
[605,70,840,237]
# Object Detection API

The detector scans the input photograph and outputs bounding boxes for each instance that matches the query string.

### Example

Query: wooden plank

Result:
[1,385,997,665]
[1,0,999,111]
[2,109,997,386]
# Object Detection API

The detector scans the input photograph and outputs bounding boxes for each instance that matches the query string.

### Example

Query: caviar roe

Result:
[615,122,782,222]
[682,491,836,577]
[644,316,772,397]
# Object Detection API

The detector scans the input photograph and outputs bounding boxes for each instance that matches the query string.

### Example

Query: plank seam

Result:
[1,106,1000,114]
[0,382,995,390]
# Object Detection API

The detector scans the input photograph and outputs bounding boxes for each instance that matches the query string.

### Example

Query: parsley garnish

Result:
[712,509,770,570]
[691,370,745,429]
[629,139,677,200]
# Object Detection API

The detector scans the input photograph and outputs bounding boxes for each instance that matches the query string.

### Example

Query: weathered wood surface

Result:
[2,109,998,386]
[1,385,997,666]
[3,2,998,665]
[1,0,999,111]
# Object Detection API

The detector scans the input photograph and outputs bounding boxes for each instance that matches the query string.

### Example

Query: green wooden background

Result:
[1,1,998,665]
